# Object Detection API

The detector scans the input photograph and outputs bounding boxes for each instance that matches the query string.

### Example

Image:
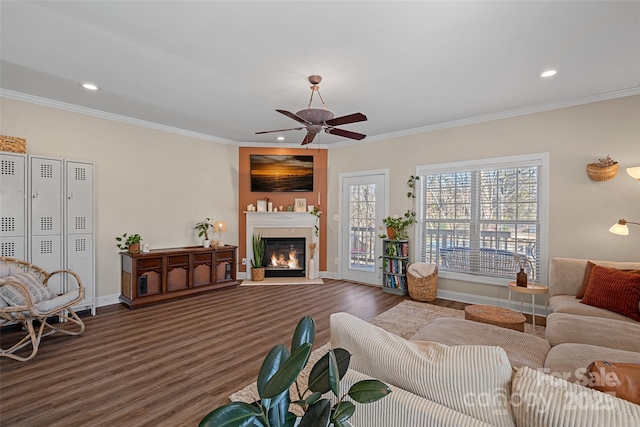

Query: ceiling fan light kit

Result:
[256,75,367,145]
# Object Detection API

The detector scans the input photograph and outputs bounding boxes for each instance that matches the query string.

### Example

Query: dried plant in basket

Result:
[586,154,618,181]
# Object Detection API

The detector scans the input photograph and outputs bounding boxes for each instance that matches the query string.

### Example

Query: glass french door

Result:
[340,172,387,284]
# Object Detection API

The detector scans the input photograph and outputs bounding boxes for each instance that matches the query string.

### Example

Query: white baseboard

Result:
[437,289,549,317]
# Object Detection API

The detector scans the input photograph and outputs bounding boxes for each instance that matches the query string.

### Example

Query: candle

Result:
[317,192,320,206]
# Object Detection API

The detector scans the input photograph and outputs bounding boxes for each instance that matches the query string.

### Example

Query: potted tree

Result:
[115,233,142,253]
[195,218,214,248]
[199,316,391,427]
[251,233,266,281]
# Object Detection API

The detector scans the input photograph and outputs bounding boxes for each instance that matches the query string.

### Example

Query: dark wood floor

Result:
[0,280,469,427]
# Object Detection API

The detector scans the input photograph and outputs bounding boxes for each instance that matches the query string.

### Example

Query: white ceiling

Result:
[1,1,639,146]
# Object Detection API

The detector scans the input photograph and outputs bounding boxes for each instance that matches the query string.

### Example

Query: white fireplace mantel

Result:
[245,212,320,278]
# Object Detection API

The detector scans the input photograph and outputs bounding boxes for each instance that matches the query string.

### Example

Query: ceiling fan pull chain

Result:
[316,89,326,110]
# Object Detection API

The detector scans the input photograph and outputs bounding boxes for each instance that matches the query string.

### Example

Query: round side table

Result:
[507,282,549,326]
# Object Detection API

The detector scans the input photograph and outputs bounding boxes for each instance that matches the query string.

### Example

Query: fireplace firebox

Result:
[262,237,306,277]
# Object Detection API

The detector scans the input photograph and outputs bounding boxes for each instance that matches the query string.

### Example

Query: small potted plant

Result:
[380,211,416,240]
[251,233,266,281]
[199,316,391,427]
[115,233,142,253]
[195,218,213,248]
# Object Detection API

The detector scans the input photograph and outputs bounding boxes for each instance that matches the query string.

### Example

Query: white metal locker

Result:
[66,161,94,234]
[66,233,94,312]
[30,156,63,236]
[29,156,63,292]
[0,153,27,259]
[65,160,95,314]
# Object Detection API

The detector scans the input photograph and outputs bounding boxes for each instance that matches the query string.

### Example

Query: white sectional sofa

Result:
[328,257,640,426]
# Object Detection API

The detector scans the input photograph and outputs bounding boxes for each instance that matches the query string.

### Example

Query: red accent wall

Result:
[238,147,328,273]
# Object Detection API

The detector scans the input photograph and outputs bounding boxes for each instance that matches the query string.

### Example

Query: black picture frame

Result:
[250,155,314,192]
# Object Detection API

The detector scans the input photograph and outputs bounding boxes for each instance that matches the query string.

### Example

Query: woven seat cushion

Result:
[0,272,57,306]
[410,317,550,369]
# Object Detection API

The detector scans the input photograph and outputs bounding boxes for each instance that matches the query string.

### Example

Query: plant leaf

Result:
[327,350,340,397]
[298,399,331,427]
[266,389,290,427]
[347,379,392,404]
[257,344,290,398]
[331,401,355,423]
[308,348,351,394]
[282,412,298,427]
[305,391,322,406]
[291,316,316,353]
[262,343,312,399]
[198,402,262,427]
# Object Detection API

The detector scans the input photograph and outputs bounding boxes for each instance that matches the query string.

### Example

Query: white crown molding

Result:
[4,86,638,149]
[0,89,237,146]
[329,86,640,149]
[236,141,328,149]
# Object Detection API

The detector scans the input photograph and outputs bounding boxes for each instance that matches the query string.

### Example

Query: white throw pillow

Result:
[330,312,515,427]
[0,272,57,306]
[511,366,640,427]
[408,262,436,278]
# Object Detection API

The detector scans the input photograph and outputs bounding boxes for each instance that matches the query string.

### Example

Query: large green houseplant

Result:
[199,316,391,427]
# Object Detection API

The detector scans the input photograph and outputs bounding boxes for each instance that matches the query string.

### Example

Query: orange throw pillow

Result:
[580,265,640,321]
[576,261,640,299]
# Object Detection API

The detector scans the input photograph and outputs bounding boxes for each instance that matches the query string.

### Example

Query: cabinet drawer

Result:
[216,250,234,261]
[168,255,189,266]
[193,253,212,263]
[138,258,162,269]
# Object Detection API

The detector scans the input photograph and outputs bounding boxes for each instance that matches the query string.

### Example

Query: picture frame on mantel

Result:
[294,198,307,212]
[257,200,267,212]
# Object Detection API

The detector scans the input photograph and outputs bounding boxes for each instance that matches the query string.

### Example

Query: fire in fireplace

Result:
[262,237,306,277]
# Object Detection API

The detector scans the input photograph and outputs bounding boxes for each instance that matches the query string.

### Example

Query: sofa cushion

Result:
[545,313,640,352]
[410,317,550,370]
[330,369,494,427]
[0,272,57,306]
[331,312,515,427]
[576,261,640,299]
[544,343,640,384]
[580,265,640,321]
[511,366,640,427]
[549,295,635,323]
[548,258,640,298]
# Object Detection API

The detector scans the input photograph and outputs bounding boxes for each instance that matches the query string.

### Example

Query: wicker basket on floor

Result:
[407,265,438,302]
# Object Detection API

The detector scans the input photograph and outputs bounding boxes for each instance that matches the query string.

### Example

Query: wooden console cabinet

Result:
[120,245,238,308]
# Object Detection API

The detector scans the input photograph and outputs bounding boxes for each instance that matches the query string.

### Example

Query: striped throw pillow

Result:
[0,272,57,306]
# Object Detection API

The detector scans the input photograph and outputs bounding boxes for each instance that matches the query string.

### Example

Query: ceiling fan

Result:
[256,75,367,145]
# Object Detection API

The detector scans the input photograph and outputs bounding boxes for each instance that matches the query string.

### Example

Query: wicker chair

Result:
[0,257,85,361]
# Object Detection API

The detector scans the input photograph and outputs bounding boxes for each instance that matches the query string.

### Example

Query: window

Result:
[416,153,549,285]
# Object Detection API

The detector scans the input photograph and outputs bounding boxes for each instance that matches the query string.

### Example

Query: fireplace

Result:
[263,237,305,277]
[245,212,319,280]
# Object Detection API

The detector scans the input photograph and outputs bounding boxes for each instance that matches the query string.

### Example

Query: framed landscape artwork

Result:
[250,155,314,192]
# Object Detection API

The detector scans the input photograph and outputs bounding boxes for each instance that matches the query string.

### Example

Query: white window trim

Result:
[414,153,550,287]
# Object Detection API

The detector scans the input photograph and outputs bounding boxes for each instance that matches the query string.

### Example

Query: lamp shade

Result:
[213,221,227,232]
[609,220,629,236]
[627,166,640,180]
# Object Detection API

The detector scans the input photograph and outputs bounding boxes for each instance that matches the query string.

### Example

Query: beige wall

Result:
[327,95,640,301]
[1,98,239,300]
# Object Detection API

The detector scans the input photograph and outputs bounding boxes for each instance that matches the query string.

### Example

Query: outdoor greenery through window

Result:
[417,154,548,284]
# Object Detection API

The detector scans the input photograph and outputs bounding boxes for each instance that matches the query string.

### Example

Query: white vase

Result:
[308,258,316,279]
[203,240,211,248]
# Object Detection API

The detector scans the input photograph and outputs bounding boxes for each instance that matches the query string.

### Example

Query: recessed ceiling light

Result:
[82,83,98,90]
[277,136,285,141]
[540,70,557,78]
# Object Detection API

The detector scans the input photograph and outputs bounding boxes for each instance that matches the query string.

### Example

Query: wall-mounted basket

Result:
[0,135,27,154]
[586,155,618,181]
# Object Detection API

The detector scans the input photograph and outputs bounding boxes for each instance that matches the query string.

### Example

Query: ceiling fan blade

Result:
[301,132,317,145]
[325,112,367,126]
[276,109,310,124]
[255,127,304,134]
[325,127,366,140]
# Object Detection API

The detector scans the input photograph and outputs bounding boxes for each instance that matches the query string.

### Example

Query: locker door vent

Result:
[1,242,15,257]
[40,216,54,231]
[1,160,15,175]
[75,238,86,252]
[75,167,86,181]
[1,217,15,232]
[75,216,86,231]
[40,164,53,179]
[40,240,53,254]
